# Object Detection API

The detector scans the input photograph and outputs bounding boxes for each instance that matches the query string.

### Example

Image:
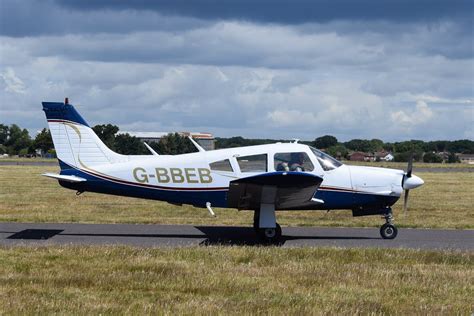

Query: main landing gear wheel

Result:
[254,211,281,243]
[380,223,398,239]
[257,223,282,244]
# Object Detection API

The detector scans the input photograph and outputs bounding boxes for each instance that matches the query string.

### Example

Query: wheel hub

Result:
[264,228,276,238]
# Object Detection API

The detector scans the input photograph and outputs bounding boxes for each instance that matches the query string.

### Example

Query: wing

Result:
[227,172,324,210]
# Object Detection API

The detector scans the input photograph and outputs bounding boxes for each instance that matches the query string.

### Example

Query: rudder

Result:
[42,100,126,170]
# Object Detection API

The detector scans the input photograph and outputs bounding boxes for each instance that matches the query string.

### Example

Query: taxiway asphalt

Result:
[0,222,472,250]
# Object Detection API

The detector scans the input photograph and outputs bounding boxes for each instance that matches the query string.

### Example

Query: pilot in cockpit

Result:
[289,152,305,171]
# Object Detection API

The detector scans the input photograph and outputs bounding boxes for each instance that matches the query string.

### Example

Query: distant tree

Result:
[34,128,53,155]
[5,124,32,155]
[394,151,423,162]
[215,136,288,149]
[216,136,247,148]
[92,124,119,150]
[369,139,384,152]
[0,124,8,144]
[151,133,197,155]
[423,152,443,163]
[344,139,373,152]
[383,142,394,152]
[325,144,348,160]
[446,139,474,154]
[423,140,447,153]
[393,140,424,153]
[18,148,29,157]
[313,135,338,149]
[447,152,460,163]
[114,133,148,155]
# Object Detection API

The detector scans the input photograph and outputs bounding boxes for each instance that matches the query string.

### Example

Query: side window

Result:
[237,154,267,173]
[210,159,234,172]
[274,152,314,172]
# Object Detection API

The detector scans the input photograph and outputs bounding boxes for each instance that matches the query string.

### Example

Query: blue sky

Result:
[0,0,473,141]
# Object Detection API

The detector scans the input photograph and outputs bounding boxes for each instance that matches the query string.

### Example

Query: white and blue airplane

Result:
[42,99,424,243]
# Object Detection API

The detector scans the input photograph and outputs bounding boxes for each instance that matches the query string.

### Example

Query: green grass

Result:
[1,164,473,314]
[1,165,473,229]
[0,246,472,314]
[345,160,474,169]
[0,157,54,163]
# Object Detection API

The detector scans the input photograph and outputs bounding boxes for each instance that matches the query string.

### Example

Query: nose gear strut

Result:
[380,208,398,239]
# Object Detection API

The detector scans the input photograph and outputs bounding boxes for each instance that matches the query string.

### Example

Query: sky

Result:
[0,0,473,141]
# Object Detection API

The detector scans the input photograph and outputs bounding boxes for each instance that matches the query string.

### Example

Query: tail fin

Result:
[42,100,126,170]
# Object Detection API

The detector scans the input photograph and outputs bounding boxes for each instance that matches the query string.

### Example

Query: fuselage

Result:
[58,142,411,211]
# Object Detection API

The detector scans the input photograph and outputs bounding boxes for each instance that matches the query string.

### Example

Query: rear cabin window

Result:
[209,159,233,172]
[274,152,314,172]
[237,154,267,173]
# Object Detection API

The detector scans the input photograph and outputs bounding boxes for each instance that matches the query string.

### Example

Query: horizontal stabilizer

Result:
[42,173,87,183]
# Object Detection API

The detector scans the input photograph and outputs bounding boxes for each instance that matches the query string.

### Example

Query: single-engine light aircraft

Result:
[42,99,424,243]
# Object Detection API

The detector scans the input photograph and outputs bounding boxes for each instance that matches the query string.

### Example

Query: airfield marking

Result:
[0,223,472,250]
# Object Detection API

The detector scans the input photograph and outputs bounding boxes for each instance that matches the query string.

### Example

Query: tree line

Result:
[0,123,197,157]
[1,123,472,163]
[217,135,473,162]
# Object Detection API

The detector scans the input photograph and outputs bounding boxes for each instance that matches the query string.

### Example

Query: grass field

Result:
[1,164,473,314]
[0,246,472,314]
[346,160,474,169]
[0,165,473,229]
[0,157,54,163]
[3,156,474,169]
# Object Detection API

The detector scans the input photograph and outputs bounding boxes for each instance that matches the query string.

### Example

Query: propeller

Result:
[402,153,414,215]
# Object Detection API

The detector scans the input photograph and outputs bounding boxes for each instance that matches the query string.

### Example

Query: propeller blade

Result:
[406,152,414,178]
[403,189,410,214]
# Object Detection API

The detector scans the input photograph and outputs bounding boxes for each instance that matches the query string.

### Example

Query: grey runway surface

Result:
[0,222,472,250]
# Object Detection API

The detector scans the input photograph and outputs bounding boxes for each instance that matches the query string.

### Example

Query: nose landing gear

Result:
[380,209,398,239]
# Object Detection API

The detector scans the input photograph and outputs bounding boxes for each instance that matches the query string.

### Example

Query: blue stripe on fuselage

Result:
[56,160,399,210]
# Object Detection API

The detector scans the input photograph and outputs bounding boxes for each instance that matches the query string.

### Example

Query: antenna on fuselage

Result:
[188,136,205,152]
[143,142,159,156]
[291,139,300,143]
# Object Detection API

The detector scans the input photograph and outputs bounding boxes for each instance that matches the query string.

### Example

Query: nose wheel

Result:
[380,209,398,239]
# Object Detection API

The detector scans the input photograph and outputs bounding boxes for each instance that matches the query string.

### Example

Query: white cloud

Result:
[0,13,472,141]
[0,67,26,94]
[390,100,434,127]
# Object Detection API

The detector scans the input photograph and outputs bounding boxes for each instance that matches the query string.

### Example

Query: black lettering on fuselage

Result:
[133,167,213,184]
[155,168,170,183]
[198,168,212,183]
[184,168,199,183]
[133,167,149,183]
[170,168,185,183]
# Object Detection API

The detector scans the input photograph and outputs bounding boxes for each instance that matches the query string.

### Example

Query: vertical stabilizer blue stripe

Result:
[42,102,89,127]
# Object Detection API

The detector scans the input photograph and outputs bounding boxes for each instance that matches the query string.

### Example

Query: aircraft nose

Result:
[403,174,424,190]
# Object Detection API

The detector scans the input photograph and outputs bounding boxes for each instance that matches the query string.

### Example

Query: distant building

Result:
[349,152,370,161]
[375,151,394,162]
[117,131,215,150]
[349,151,394,162]
[457,153,474,164]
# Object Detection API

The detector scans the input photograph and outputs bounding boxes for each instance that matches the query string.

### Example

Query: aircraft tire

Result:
[380,223,398,239]
[257,223,282,244]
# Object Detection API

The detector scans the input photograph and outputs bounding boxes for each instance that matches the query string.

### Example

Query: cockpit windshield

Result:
[310,147,343,171]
